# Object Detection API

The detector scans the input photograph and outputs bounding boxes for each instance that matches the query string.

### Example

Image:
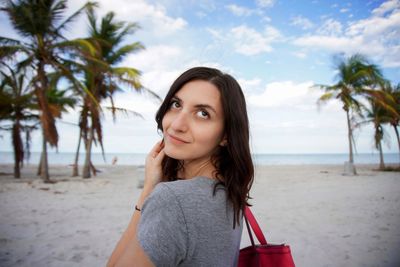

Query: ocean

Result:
[0,151,398,166]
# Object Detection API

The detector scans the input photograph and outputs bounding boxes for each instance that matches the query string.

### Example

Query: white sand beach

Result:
[0,163,399,267]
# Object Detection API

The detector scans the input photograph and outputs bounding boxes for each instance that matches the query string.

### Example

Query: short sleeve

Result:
[138,183,188,266]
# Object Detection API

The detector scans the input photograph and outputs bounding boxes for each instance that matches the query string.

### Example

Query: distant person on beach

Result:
[112,156,118,165]
[107,67,254,266]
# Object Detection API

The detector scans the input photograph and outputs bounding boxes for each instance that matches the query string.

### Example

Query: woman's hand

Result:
[144,140,165,191]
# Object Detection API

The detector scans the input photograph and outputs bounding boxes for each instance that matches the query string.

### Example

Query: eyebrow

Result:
[172,96,217,114]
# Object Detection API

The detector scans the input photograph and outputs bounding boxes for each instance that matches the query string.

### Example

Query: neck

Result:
[179,158,216,180]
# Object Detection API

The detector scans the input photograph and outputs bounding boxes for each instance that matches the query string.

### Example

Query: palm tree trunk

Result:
[82,127,94,178]
[35,61,55,182]
[37,151,43,176]
[14,156,21,178]
[346,110,354,163]
[90,161,98,176]
[40,130,50,182]
[393,124,400,166]
[72,128,82,177]
[344,110,357,175]
[378,140,385,170]
[12,121,22,179]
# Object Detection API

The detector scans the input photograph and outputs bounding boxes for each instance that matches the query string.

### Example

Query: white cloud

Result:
[292,51,307,58]
[197,0,217,12]
[294,36,356,52]
[184,60,230,73]
[122,45,185,96]
[294,35,387,58]
[237,78,263,95]
[290,16,314,30]
[226,4,262,17]
[381,45,400,67]
[68,0,187,36]
[346,10,400,37]
[261,16,272,22]
[293,1,400,67]
[230,25,281,55]
[238,78,262,87]
[256,0,276,8]
[248,81,317,109]
[124,45,181,72]
[206,28,224,41]
[195,11,207,18]
[372,0,400,16]
[317,18,343,36]
[340,8,350,13]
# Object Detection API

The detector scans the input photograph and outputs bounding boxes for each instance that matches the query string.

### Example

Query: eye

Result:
[197,110,209,119]
[170,100,180,109]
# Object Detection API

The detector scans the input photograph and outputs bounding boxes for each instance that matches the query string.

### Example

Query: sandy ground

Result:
[0,163,399,267]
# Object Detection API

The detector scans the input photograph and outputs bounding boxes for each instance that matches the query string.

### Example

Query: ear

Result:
[219,136,228,146]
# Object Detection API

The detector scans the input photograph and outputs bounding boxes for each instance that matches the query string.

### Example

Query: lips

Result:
[165,132,189,144]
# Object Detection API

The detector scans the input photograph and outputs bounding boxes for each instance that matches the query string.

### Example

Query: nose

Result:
[170,111,188,132]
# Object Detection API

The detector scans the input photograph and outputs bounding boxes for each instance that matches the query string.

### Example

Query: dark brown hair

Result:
[155,67,254,228]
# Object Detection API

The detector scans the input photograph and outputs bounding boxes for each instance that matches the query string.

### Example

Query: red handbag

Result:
[238,206,295,267]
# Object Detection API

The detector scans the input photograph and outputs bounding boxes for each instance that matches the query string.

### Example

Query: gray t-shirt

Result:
[138,176,243,267]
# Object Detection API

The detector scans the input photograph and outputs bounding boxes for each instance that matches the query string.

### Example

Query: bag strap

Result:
[244,206,267,245]
[244,211,256,247]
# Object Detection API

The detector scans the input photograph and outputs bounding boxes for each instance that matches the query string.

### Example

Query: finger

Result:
[149,140,163,157]
[156,140,165,152]
[154,148,165,163]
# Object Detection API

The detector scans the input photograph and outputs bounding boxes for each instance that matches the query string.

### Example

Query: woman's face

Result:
[162,80,225,162]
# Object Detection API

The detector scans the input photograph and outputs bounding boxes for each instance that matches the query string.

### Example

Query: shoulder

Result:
[161,176,222,196]
[140,182,183,217]
[141,177,227,225]
[142,178,206,206]
[142,177,224,214]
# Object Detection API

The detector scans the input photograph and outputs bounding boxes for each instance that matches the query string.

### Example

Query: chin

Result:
[164,148,185,160]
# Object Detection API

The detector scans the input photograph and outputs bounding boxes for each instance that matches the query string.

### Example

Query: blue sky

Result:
[1,0,400,155]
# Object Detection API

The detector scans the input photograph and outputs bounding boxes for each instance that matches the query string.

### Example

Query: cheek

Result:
[161,113,171,132]
[196,124,224,147]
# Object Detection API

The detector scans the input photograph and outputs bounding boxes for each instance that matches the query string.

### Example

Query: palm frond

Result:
[140,86,162,102]
[0,45,29,60]
[108,42,144,64]
[318,92,335,102]
[54,1,98,37]
[16,55,35,70]
[115,22,141,42]
[103,106,144,120]
[0,36,23,46]
[57,38,97,56]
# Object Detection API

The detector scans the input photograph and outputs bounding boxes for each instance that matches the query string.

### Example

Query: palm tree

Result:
[36,86,77,178]
[0,0,94,181]
[365,82,400,166]
[76,8,152,178]
[316,54,384,175]
[358,96,391,170]
[381,82,400,166]
[0,64,39,178]
[385,83,400,165]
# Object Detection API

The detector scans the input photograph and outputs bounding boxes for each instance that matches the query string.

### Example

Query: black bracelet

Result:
[135,205,141,212]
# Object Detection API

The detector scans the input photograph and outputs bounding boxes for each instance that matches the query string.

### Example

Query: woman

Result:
[107,67,254,266]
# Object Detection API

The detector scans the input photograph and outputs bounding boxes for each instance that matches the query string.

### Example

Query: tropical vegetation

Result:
[317,54,400,172]
[0,0,155,180]
[75,6,148,178]
[0,0,95,181]
[0,64,38,178]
